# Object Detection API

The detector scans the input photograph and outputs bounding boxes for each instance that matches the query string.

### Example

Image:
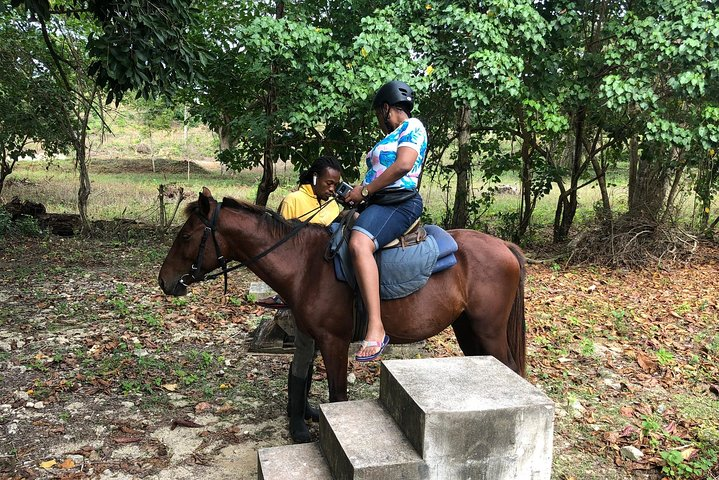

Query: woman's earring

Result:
[312,174,317,185]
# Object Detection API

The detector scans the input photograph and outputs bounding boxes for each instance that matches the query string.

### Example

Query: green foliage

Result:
[12,215,43,237]
[0,6,73,193]
[656,348,675,366]
[661,447,717,479]
[192,1,426,180]
[6,0,719,238]
[579,337,595,357]
[0,209,11,236]
[9,0,206,105]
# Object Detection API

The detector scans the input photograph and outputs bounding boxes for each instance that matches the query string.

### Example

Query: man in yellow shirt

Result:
[279,156,342,225]
[259,156,343,443]
[258,156,342,308]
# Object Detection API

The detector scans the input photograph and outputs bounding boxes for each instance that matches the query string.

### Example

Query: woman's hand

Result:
[344,185,366,206]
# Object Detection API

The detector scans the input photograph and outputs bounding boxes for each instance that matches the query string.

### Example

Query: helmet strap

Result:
[382,104,392,134]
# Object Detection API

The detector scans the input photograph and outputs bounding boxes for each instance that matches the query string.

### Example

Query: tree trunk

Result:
[591,155,611,216]
[628,136,639,210]
[76,142,92,233]
[553,108,585,242]
[694,154,717,229]
[628,141,668,220]
[660,157,685,224]
[256,137,278,206]
[219,113,235,151]
[255,1,284,206]
[1,144,23,197]
[516,136,533,241]
[0,148,9,197]
[709,213,719,232]
[450,104,471,229]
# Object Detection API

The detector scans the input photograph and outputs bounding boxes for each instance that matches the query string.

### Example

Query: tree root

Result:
[566,215,699,268]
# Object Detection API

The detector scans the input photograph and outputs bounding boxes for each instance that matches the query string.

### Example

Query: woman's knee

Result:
[349,231,374,257]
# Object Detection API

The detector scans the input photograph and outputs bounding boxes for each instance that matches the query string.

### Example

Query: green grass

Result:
[9,154,631,235]
[7,156,303,224]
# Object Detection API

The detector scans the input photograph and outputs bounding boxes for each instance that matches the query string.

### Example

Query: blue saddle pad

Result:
[329,224,458,300]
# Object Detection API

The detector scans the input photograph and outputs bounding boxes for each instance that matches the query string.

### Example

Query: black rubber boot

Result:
[288,373,311,443]
[286,363,320,422]
[304,364,320,422]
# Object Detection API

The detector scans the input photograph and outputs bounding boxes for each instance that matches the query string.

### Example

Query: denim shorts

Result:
[352,193,423,249]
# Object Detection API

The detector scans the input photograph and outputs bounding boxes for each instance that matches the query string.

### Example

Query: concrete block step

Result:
[257,442,333,480]
[319,399,427,480]
[380,356,555,479]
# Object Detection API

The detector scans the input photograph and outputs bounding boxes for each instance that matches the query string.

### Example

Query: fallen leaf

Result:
[216,402,235,414]
[40,459,57,469]
[194,402,212,413]
[119,424,142,434]
[114,436,142,444]
[664,421,677,435]
[680,447,698,460]
[162,383,178,392]
[59,458,75,469]
[171,418,203,430]
[620,406,635,417]
[636,351,658,373]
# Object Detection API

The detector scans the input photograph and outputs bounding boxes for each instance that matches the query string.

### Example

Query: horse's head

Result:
[158,187,225,296]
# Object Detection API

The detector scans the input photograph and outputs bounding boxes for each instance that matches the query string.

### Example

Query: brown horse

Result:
[158,188,526,402]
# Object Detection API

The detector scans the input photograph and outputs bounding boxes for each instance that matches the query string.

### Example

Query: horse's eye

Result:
[181,233,191,241]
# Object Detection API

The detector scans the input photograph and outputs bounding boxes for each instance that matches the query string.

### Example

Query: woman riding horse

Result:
[343,80,427,362]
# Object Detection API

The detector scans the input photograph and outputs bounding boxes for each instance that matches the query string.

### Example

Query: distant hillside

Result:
[87,101,219,162]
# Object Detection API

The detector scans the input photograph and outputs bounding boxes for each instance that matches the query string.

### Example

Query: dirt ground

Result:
[1,229,718,480]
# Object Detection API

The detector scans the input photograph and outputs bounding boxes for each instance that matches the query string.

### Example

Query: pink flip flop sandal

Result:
[355,334,390,362]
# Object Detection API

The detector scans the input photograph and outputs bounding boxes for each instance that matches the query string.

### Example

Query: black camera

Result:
[335,181,353,198]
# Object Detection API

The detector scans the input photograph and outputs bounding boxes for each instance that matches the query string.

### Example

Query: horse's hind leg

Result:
[454,312,519,374]
[451,313,486,356]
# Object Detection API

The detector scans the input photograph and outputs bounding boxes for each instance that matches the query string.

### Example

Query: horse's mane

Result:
[184,196,326,238]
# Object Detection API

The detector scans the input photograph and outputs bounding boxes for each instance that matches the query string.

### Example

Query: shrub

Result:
[0,209,11,236]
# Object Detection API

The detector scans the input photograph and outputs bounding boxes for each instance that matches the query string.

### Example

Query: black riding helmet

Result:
[372,80,414,113]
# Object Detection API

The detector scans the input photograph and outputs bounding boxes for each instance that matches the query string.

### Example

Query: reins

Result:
[184,198,335,293]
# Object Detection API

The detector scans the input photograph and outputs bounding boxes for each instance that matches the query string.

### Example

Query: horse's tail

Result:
[506,242,527,377]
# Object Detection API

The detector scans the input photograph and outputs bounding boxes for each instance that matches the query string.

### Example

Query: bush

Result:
[0,208,11,236]
[10,215,43,237]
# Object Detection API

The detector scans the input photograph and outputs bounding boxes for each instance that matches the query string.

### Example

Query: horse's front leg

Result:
[315,333,350,402]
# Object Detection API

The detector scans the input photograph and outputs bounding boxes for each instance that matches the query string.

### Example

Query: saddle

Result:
[326,217,458,300]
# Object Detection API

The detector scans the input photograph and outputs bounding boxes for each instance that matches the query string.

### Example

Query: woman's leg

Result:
[349,197,422,358]
[348,231,384,357]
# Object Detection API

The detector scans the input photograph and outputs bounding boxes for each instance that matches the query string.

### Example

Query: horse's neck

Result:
[224,209,321,296]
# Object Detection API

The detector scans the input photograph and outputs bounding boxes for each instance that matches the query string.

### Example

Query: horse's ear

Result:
[198,190,210,215]
[201,186,213,198]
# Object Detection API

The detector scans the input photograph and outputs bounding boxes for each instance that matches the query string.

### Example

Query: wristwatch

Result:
[361,186,371,198]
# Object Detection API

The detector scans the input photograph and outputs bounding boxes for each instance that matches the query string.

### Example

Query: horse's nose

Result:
[158,275,167,293]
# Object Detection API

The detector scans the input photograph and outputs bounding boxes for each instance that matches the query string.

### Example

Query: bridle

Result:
[178,198,334,293]
[179,201,229,291]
